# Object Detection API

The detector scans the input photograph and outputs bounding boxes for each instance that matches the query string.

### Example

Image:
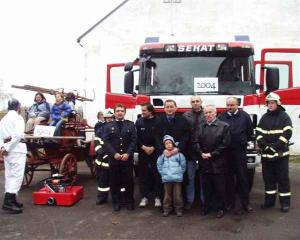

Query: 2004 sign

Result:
[194,77,219,93]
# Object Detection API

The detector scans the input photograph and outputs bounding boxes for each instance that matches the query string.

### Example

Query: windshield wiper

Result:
[150,91,185,95]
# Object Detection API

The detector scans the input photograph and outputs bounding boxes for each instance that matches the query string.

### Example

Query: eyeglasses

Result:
[191,100,200,103]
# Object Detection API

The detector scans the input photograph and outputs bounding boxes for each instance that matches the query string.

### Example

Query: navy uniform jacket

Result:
[218,110,253,150]
[102,120,137,163]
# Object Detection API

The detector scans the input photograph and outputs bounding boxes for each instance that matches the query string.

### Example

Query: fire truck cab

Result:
[105,42,300,170]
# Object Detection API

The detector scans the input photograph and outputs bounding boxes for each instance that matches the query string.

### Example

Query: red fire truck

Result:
[105,43,300,170]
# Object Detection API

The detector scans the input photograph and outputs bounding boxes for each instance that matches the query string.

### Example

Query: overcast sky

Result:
[0,0,122,107]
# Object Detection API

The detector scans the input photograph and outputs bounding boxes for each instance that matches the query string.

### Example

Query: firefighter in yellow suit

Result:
[256,92,292,212]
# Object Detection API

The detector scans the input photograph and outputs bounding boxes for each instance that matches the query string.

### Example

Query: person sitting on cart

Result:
[50,92,72,136]
[94,108,114,205]
[25,92,50,132]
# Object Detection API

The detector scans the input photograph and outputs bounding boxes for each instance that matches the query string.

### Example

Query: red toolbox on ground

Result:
[33,186,84,206]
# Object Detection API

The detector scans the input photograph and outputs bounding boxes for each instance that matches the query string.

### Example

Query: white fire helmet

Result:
[103,108,114,118]
[266,92,281,105]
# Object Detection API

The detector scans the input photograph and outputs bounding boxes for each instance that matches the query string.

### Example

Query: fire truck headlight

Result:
[164,44,177,52]
[215,43,228,51]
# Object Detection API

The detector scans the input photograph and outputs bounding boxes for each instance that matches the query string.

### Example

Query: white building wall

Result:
[80,0,300,125]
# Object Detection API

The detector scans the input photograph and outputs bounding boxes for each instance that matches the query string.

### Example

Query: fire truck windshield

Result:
[139,56,255,95]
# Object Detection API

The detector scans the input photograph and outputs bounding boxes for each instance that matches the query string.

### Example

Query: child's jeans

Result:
[163,182,183,213]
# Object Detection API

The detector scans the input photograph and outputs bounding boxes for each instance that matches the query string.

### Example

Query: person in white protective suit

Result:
[0,98,27,214]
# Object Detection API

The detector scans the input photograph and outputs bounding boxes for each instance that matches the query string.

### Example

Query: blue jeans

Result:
[186,160,197,203]
[50,119,65,136]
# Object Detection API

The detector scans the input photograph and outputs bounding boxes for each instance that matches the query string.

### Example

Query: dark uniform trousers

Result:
[163,182,183,212]
[102,120,137,206]
[138,152,163,200]
[95,158,110,201]
[262,156,290,206]
[226,149,250,207]
[94,137,110,201]
[110,161,134,205]
[202,173,226,211]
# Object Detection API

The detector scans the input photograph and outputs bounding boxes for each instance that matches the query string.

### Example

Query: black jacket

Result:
[135,116,159,157]
[183,109,205,160]
[95,121,105,138]
[154,114,190,155]
[218,110,253,150]
[256,106,292,159]
[102,120,137,162]
[195,119,231,174]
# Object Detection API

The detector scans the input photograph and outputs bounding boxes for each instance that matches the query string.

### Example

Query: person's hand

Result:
[120,153,129,161]
[114,153,122,160]
[201,153,211,160]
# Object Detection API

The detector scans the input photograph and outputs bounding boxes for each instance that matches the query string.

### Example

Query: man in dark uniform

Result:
[102,104,137,211]
[195,105,230,218]
[256,92,292,212]
[219,97,253,213]
[135,103,162,208]
[182,95,205,209]
[94,111,105,134]
[94,108,114,205]
[154,99,189,157]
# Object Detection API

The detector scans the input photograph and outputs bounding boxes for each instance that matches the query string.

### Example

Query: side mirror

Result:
[124,71,134,94]
[265,67,279,92]
[124,62,133,72]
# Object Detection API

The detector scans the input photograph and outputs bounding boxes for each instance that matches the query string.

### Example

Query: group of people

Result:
[0,91,76,214]
[93,92,292,218]
[25,92,76,135]
[0,92,292,217]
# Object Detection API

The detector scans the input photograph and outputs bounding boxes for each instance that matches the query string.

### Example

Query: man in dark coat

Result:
[182,95,205,209]
[256,92,292,212]
[218,97,253,213]
[102,104,137,211]
[154,99,190,157]
[195,105,230,218]
[135,103,162,208]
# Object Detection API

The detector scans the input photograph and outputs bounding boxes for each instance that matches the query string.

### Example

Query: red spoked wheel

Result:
[22,152,35,187]
[59,153,77,184]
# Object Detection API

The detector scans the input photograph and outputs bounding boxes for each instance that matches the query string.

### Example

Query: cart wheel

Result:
[59,153,77,184]
[22,152,34,187]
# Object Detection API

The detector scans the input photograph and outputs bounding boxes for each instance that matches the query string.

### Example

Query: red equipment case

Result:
[33,186,84,206]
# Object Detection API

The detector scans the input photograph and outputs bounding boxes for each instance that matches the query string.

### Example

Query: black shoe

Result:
[226,204,235,212]
[243,204,253,213]
[280,205,289,213]
[2,193,22,214]
[113,204,120,212]
[260,202,275,209]
[216,210,225,218]
[15,200,23,208]
[127,203,135,211]
[163,211,169,217]
[184,203,192,210]
[96,198,108,205]
[200,207,210,216]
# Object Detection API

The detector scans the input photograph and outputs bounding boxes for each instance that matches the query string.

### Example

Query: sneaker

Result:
[176,211,183,217]
[139,197,148,208]
[154,198,162,208]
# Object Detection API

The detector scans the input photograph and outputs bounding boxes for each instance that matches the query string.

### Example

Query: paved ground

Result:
[0,162,299,240]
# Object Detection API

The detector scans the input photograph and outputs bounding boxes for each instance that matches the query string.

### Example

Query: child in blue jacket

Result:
[157,135,186,217]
